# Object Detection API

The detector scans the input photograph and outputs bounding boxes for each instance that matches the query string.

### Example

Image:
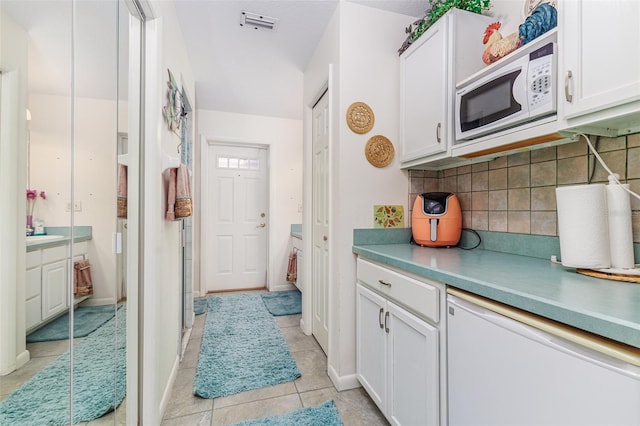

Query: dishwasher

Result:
[447,288,640,426]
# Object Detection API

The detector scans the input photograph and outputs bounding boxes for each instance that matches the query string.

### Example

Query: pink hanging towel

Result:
[166,167,177,220]
[175,164,192,218]
[286,250,297,282]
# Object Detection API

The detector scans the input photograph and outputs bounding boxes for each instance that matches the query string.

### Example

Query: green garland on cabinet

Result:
[399,0,491,55]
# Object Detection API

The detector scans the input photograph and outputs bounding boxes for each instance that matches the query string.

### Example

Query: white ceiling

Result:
[1,0,428,120]
[174,0,428,119]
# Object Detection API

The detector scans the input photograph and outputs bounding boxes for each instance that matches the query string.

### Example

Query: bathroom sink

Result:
[26,235,65,245]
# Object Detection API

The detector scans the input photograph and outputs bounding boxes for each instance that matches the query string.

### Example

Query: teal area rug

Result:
[0,305,126,425]
[230,400,343,425]
[260,290,301,316]
[27,304,118,343]
[194,297,207,315]
[194,293,300,398]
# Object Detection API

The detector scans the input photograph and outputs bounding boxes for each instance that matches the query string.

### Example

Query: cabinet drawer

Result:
[357,258,439,323]
[26,250,42,269]
[42,245,67,264]
[73,241,88,255]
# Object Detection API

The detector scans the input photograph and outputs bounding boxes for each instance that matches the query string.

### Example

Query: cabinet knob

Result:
[256,223,266,228]
[379,308,384,329]
[384,311,390,333]
[436,122,442,143]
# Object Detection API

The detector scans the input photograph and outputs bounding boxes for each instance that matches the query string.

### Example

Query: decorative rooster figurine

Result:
[481,22,522,64]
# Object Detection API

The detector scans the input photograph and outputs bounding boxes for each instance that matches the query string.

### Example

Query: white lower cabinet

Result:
[42,259,68,320]
[357,283,439,426]
[26,242,88,332]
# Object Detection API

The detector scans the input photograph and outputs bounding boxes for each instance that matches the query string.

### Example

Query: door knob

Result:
[256,223,266,228]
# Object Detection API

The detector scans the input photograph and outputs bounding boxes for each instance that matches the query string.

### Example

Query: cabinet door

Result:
[387,301,439,426]
[400,17,447,161]
[356,284,387,411]
[25,266,42,330]
[562,0,640,119]
[42,260,68,320]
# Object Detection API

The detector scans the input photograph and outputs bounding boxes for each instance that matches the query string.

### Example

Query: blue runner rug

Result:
[27,304,118,343]
[194,297,207,315]
[260,290,301,316]
[230,400,343,425]
[0,305,126,425]
[194,293,300,398]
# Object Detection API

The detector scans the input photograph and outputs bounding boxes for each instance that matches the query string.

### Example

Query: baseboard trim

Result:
[16,349,30,370]
[78,297,115,307]
[328,364,361,391]
[159,355,180,421]
[269,282,297,292]
[299,318,311,335]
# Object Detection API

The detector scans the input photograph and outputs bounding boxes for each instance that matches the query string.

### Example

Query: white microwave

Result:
[455,31,557,141]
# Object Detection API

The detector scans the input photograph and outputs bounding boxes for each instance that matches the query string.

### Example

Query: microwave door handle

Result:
[512,68,528,110]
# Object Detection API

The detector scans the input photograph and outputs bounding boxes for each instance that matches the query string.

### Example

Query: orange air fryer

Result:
[412,192,462,247]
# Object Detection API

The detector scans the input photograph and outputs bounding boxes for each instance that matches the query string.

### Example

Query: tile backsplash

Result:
[408,133,640,242]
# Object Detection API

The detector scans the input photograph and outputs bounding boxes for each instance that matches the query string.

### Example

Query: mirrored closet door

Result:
[0,1,142,423]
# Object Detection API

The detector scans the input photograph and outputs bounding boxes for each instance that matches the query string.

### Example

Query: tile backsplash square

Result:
[408,133,640,242]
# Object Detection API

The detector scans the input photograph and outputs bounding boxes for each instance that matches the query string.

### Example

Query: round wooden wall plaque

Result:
[365,135,394,168]
[346,102,374,134]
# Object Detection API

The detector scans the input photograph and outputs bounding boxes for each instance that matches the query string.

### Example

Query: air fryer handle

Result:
[429,218,438,242]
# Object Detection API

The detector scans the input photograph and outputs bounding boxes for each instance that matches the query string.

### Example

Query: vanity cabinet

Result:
[560,0,640,134]
[356,258,443,426]
[399,8,491,168]
[26,241,89,333]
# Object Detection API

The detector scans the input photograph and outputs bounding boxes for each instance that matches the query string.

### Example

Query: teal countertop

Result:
[353,242,640,348]
[26,226,92,252]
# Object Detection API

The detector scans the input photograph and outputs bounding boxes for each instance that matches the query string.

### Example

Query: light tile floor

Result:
[2,308,387,425]
[161,312,389,425]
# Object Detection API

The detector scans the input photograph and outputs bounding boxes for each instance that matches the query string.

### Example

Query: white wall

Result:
[29,93,126,305]
[141,1,195,423]
[303,3,414,390]
[196,109,303,294]
[0,8,29,375]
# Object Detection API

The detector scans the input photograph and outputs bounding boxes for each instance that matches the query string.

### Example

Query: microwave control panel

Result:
[527,42,555,113]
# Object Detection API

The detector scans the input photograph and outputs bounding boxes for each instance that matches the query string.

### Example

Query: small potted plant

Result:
[399,0,492,54]
[26,189,46,235]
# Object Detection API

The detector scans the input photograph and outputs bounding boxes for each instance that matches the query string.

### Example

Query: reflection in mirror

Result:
[0,0,134,423]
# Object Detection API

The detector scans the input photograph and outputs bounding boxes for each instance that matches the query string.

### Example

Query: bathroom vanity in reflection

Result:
[25,227,92,332]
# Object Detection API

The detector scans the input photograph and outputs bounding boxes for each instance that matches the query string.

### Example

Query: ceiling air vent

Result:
[240,11,279,31]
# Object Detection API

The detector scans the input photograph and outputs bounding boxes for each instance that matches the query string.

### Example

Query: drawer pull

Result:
[384,311,390,333]
[378,308,384,329]
[378,279,392,287]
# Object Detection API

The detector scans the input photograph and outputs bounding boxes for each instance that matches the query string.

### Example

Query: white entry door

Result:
[205,144,268,292]
[312,92,329,354]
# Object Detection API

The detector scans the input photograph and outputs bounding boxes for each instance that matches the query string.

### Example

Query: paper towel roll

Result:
[606,179,635,269]
[556,184,611,268]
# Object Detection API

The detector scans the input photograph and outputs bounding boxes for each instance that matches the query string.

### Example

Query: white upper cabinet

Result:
[399,9,492,168]
[400,17,447,162]
[560,0,640,134]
